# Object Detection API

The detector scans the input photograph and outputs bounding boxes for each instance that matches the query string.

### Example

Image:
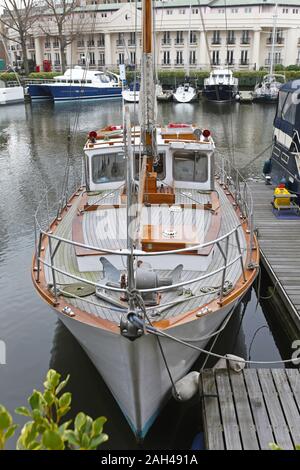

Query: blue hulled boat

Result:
[28,66,122,102]
[264,80,300,193]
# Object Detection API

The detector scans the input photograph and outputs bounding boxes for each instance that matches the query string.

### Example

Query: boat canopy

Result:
[274,80,300,137]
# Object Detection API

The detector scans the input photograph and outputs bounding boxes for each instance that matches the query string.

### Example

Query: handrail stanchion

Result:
[36,232,43,283]
[48,236,59,305]
[217,235,229,304]
[235,228,246,282]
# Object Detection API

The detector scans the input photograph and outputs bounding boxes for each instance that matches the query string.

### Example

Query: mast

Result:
[270,0,278,76]
[141,0,156,161]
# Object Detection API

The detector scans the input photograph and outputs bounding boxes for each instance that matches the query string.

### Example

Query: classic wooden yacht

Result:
[32,0,259,439]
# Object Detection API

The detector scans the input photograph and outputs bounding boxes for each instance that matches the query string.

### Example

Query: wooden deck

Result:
[43,182,247,323]
[250,181,300,333]
[200,368,300,450]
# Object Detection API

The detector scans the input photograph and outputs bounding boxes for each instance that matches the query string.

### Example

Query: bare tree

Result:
[0,0,38,75]
[38,0,84,73]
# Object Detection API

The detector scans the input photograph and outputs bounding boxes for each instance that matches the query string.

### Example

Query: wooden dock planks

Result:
[201,368,300,450]
[249,181,300,333]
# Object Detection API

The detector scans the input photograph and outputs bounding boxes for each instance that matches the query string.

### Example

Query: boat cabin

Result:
[84,124,214,193]
[273,80,300,151]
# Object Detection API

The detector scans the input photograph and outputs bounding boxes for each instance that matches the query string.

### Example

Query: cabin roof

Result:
[280,80,300,93]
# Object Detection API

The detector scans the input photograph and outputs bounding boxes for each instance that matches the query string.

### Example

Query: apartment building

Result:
[4,0,300,72]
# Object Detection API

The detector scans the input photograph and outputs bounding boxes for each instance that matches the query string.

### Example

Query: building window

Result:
[98,34,105,47]
[118,53,124,65]
[175,31,184,45]
[212,50,219,65]
[226,50,234,65]
[163,50,170,65]
[240,50,249,65]
[179,9,185,14]
[231,8,238,13]
[192,8,198,14]
[241,30,250,44]
[98,53,105,66]
[101,13,107,18]
[130,51,136,64]
[162,31,171,45]
[54,52,60,65]
[218,9,224,13]
[190,50,196,65]
[79,53,86,65]
[212,31,221,45]
[129,32,136,46]
[190,31,197,44]
[117,33,124,46]
[244,7,252,13]
[227,31,235,44]
[166,9,172,15]
[88,52,95,65]
[176,50,183,65]
[282,8,289,14]
[87,37,94,47]
[293,9,299,14]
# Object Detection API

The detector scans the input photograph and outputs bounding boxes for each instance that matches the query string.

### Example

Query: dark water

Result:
[0,100,292,449]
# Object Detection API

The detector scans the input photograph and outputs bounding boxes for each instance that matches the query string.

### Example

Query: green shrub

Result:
[0,369,108,450]
[28,72,62,79]
[0,72,20,82]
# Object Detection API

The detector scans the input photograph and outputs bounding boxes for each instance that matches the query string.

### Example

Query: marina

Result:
[1,0,300,453]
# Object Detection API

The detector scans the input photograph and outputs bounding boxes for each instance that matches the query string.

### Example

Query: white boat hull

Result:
[173,86,197,103]
[56,300,236,438]
[0,86,24,105]
[122,90,140,103]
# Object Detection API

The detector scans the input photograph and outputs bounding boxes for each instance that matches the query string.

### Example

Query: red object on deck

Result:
[202,129,211,138]
[35,65,40,72]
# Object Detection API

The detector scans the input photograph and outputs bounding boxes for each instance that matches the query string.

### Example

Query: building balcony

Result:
[116,40,124,47]
[239,59,249,66]
[53,42,59,48]
[175,39,184,45]
[175,61,184,66]
[77,41,85,48]
[87,41,95,47]
[211,39,221,45]
[98,60,105,67]
[227,38,236,45]
[266,37,284,45]
[225,60,235,66]
[161,39,171,46]
[97,40,105,47]
[240,38,250,45]
[212,60,220,66]
[128,40,136,47]
[45,42,51,49]
[54,60,60,66]
[161,61,171,66]
[189,40,197,46]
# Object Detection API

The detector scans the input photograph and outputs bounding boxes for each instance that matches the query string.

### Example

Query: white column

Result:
[66,43,74,67]
[285,28,298,66]
[199,30,209,69]
[34,37,43,68]
[252,28,261,70]
[105,33,112,68]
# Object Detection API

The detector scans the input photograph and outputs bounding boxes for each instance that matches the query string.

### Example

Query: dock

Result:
[250,181,300,334]
[200,368,300,450]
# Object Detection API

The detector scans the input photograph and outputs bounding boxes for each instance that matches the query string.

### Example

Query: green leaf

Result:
[57,406,71,419]
[81,432,90,449]
[55,375,70,395]
[0,410,12,430]
[42,429,64,450]
[15,406,31,417]
[90,433,109,449]
[74,412,86,433]
[58,392,71,409]
[65,430,79,448]
[28,390,43,411]
[44,369,61,391]
[43,390,55,406]
[84,415,93,434]
[4,424,18,440]
[92,417,107,436]
[58,420,72,436]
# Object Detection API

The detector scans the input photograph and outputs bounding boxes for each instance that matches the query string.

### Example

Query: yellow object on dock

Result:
[273,186,291,209]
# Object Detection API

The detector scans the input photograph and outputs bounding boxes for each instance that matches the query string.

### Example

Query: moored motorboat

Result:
[203,69,239,102]
[253,74,285,103]
[28,67,122,101]
[122,82,140,103]
[32,0,259,440]
[172,82,197,103]
[156,84,172,102]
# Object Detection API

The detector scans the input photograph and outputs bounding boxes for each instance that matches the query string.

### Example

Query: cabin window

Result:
[281,153,289,164]
[134,152,165,180]
[173,151,208,182]
[95,73,111,83]
[92,153,125,183]
[282,92,297,125]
